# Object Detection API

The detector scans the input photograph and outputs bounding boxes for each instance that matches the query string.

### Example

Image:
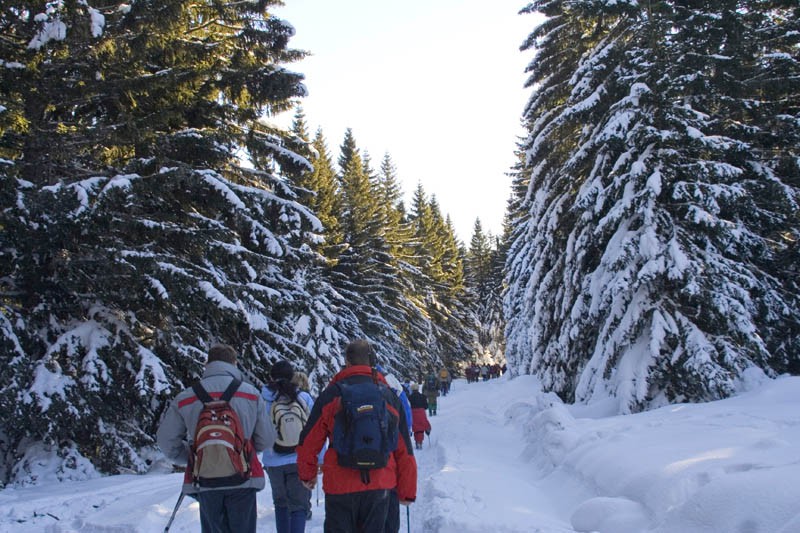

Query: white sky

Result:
[270,0,538,242]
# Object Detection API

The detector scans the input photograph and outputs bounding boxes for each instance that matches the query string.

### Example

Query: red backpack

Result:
[188,379,253,488]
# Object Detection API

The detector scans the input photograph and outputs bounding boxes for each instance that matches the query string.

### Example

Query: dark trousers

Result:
[196,488,257,533]
[385,489,400,533]
[324,489,391,533]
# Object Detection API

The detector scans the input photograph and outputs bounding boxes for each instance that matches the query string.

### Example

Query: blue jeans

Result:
[267,463,310,533]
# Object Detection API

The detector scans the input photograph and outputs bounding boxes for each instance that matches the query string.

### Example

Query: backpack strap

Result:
[191,378,241,404]
[220,378,241,403]
[192,381,214,404]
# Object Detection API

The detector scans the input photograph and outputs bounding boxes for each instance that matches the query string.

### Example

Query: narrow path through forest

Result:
[406,377,578,533]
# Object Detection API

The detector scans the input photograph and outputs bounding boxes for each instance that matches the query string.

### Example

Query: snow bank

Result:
[519,375,800,533]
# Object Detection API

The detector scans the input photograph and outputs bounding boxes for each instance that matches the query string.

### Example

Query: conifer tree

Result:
[466,218,506,362]
[0,0,332,482]
[506,1,800,411]
[330,130,413,370]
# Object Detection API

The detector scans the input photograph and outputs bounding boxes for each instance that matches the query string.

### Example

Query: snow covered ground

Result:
[2,373,800,532]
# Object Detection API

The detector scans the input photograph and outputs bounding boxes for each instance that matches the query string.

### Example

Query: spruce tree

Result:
[506,1,800,411]
[0,0,330,482]
[330,130,412,370]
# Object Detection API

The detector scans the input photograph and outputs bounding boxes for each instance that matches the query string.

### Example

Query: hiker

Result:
[480,364,489,381]
[408,384,431,450]
[438,367,451,395]
[156,344,273,533]
[424,372,439,416]
[382,371,413,533]
[384,373,413,436]
[296,340,417,532]
[262,360,313,533]
[291,371,318,520]
[465,365,476,383]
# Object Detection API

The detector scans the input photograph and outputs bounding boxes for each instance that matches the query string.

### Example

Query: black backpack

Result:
[331,381,399,483]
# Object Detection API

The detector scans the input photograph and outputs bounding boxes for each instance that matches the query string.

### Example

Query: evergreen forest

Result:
[0,0,797,485]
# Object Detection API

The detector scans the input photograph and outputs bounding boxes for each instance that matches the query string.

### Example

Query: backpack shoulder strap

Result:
[220,378,241,403]
[192,381,214,404]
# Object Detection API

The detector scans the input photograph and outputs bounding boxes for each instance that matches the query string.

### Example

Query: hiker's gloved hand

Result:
[425,430,431,436]
[399,499,413,506]
[301,477,316,490]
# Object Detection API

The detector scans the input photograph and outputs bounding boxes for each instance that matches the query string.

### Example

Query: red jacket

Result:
[296,366,417,501]
[411,408,431,434]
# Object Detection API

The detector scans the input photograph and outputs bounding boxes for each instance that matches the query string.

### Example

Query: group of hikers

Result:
[156,341,455,533]
[464,362,505,383]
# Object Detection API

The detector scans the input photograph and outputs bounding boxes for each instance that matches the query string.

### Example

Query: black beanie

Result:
[270,360,294,381]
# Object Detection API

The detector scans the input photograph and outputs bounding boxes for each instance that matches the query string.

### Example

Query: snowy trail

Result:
[410,377,576,533]
[5,373,800,532]
[0,376,577,532]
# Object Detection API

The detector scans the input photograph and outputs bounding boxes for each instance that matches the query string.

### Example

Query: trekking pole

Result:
[316,481,320,507]
[407,505,411,533]
[164,492,185,532]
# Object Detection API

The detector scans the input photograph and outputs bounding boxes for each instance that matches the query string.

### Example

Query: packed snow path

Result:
[0,377,577,532]
[411,377,577,533]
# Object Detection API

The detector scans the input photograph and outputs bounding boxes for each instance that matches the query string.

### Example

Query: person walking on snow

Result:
[290,371,318,521]
[378,367,412,438]
[438,367,451,395]
[262,360,313,533]
[424,372,440,416]
[382,370,414,533]
[156,344,273,533]
[408,384,431,450]
[295,340,417,532]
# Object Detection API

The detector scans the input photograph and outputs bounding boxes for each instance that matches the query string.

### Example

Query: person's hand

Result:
[301,477,316,490]
[399,499,413,506]
[425,430,430,436]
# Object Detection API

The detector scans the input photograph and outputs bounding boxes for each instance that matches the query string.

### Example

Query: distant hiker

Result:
[409,384,431,450]
[465,364,477,383]
[424,372,439,416]
[438,367,451,395]
[262,360,313,533]
[480,364,489,381]
[296,340,417,532]
[156,344,273,533]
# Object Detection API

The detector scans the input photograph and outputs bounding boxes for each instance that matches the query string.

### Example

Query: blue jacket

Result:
[398,389,412,435]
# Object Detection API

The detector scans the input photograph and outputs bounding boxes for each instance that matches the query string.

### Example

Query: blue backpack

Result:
[332,381,399,483]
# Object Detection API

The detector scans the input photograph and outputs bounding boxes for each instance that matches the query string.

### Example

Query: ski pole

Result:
[164,492,186,532]
[316,481,320,507]
[407,505,411,533]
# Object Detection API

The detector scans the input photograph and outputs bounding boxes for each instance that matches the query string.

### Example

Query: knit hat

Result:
[270,360,294,381]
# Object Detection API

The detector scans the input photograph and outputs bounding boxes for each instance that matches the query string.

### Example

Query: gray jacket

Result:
[156,360,274,492]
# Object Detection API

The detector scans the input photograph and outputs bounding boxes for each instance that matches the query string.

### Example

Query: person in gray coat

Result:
[157,344,274,533]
